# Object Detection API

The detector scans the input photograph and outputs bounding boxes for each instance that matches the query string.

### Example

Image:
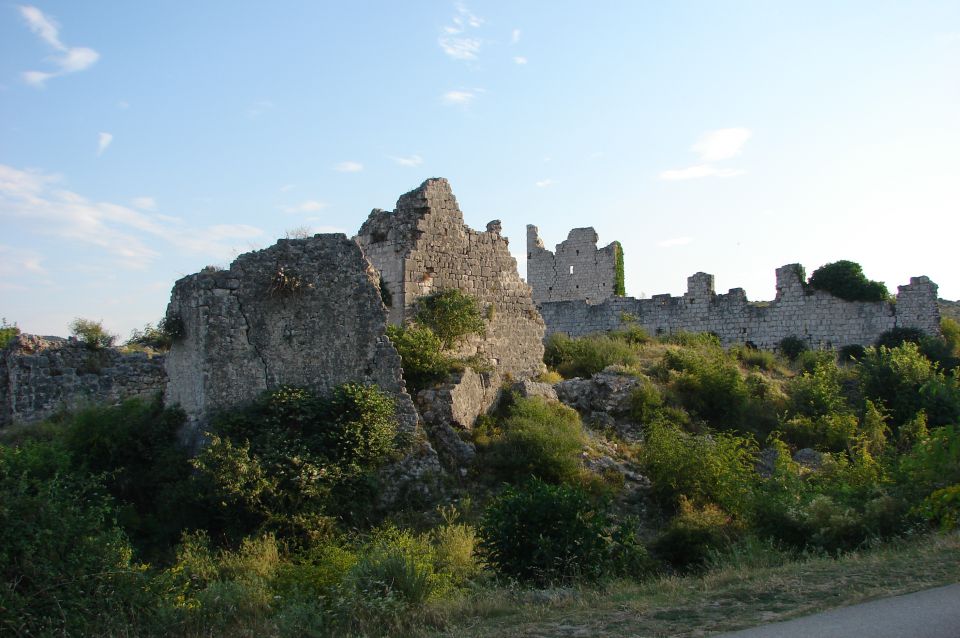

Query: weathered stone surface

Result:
[555,371,644,440]
[793,447,824,469]
[535,236,941,350]
[357,178,546,380]
[510,379,558,402]
[0,334,167,427]
[527,225,619,304]
[163,234,419,439]
[376,440,444,507]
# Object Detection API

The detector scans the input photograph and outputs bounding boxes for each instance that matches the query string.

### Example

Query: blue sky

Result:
[2,1,959,338]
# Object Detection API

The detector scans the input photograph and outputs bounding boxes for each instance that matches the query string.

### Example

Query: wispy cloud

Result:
[535,178,555,188]
[19,5,100,87]
[279,183,295,193]
[284,200,327,213]
[334,161,363,173]
[0,164,263,268]
[97,132,113,156]
[247,99,274,118]
[692,128,752,162]
[442,88,481,106]
[658,165,745,181]
[390,154,424,167]
[511,28,521,44]
[439,3,484,60]
[0,245,47,277]
[132,196,156,210]
[659,127,751,181]
[513,56,528,65]
[657,236,694,248]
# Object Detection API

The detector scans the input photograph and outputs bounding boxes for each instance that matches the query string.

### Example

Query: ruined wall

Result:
[539,265,941,350]
[356,178,545,380]
[163,234,418,434]
[0,334,167,427]
[527,225,619,304]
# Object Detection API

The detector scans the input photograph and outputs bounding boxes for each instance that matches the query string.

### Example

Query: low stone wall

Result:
[538,266,941,349]
[0,334,167,427]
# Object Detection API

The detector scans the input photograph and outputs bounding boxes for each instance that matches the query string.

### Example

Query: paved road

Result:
[715,583,960,638]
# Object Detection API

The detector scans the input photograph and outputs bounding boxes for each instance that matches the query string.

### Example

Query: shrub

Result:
[386,324,452,392]
[898,424,960,497]
[348,529,438,605]
[478,479,647,585]
[652,497,740,571]
[782,413,858,452]
[544,332,639,378]
[916,484,960,531]
[659,347,751,428]
[628,376,664,424]
[414,289,485,348]
[661,331,722,348]
[779,335,808,361]
[807,260,889,302]
[483,396,585,485]
[69,317,116,349]
[734,346,777,371]
[613,241,626,296]
[838,344,866,362]
[876,327,925,349]
[0,317,19,349]
[786,359,852,419]
[640,421,758,518]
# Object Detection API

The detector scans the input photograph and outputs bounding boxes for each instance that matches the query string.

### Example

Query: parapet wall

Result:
[527,225,619,304]
[163,234,419,436]
[538,264,941,349]
[356,178,545,380]
[0,335,167,427]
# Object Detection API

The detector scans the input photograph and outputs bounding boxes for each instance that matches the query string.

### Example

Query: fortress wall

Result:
[527,225,619,304]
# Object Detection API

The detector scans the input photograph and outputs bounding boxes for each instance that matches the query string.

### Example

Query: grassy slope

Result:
[428,533,960,638]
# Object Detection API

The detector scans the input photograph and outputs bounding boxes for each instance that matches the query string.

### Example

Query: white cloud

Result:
[512,28,521,43]
[132,196,156,210]
[657,165,746,181]
[513,56,528,65]
[442,89,481,105]
[19,5,100,87]
[692,128,752,162]
[279,183,295,192]
[0,245,47,278]
[535,178,555,188]
[334,161,363,173]
[390,154,424,167]
[284,200,327,213]
[118,100,130,109]
[0,164,264,268]
[97,132,113,156]
[657,236,694,248]
[439,3,484,60]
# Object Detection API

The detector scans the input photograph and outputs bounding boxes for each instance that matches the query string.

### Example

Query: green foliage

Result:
[658,346,752,429]
[628,376,664,424]
[69,317,116,349]
[482,396,586,485]
[734,346,777,371]
[898,424,960,497]
[612,241,626,296]
[127,315,184,351]
[640,421,758,518]
[876,327,925,349]
[414,289,486,348]
[479,479,649,585]
[916,484,960,531]
[386,324,453,392]
[808,260,889,302]
[859,343,960,428]
[661,331,722,348]
[0,317,19,349]
[544,332,639,378]
[942,317,960,355]
[839,344,866,362]
[778,335,808,361]
[348,528,440,605]
[782,413,859,452]
[652,497,740,571]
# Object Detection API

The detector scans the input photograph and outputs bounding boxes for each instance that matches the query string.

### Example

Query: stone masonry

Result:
[537,253,941,350]
[527,225,620,304]
[356,178,546,380]
[163,234,419,437]
[0,334,167,427]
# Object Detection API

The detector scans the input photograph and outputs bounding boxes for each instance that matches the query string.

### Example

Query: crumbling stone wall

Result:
[0,334,167,427]
[356,178,545,380]
[527,225,620,304]
[538,264,941,350]
[163,234,419,435]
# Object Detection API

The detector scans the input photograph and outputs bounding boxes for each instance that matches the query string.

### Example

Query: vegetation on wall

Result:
[0,318,19,349]
[807,260,890,302]
[612,241,626,297]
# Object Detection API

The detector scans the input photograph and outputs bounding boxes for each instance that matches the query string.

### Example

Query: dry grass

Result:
[425,533,960,638]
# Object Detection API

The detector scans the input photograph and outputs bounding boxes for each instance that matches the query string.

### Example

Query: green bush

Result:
[628,376,664,424]
[482,396,585,485]
[652,498,740,571]
[807,260,889,302]
[414,289,486,348]
[0,317,19,349]
[127,317,182,351]
[734,346,777,371]
[659,347,752,428]
[782,413,858,452]
[544,332,639,378]
[839,344,866,362]
[478,479,648,585]
[778,335,808,361]
[386,324,453,393]
[640,421,758,518]
[661,331,722,348]
[348,528,439,605]
[69,317,116,349]
[876,327,925,349]
[898,424,960,497]
[916,484,960,531]
[613,241,626,296]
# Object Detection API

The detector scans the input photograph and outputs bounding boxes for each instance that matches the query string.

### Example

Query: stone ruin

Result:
[531,228,941,350]
[526,225,621,305]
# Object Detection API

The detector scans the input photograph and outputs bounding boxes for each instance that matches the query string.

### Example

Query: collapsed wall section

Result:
[163,234,418,435]
[356,178,545,380]
[538,264,941,350]
[0,335,167,427]
[526,225,620,304]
